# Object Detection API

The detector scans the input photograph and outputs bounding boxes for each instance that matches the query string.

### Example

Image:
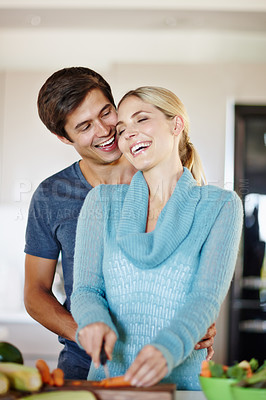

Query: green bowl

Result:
[231,385,266,400]
[199,376,236,400]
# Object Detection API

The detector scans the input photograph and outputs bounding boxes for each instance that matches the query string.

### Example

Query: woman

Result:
[71,87,243,390]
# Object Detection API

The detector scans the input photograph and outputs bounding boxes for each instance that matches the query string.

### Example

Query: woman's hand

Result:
[78,322,117,368]
[124,345,168,387]
[194,322,216,360]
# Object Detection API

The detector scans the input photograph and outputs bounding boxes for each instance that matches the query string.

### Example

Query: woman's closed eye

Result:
[116,116,148,136]
[137,117,148,123]
[116,128,125,136]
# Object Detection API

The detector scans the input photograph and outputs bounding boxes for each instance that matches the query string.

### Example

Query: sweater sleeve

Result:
[151,191,243,373]
[71,186,118,348]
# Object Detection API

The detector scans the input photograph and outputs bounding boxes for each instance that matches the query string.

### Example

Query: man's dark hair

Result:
[37,67,116,140]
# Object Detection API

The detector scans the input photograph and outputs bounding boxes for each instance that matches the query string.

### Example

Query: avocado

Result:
[0,342,23,364]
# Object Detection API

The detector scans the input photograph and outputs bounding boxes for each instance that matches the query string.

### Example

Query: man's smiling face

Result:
[63,88,122,165]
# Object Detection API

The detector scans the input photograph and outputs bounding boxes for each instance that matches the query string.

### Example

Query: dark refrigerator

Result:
[228,105,266,365]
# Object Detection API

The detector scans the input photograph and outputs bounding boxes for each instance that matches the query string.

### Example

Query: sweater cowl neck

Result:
[116,167,201,269]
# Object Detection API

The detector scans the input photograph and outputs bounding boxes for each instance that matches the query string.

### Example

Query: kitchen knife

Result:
[100,342,110,379]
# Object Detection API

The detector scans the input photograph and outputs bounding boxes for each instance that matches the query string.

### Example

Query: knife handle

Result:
[100,342,108,366]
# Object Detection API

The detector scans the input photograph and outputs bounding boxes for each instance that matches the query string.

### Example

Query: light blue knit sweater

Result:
[71,168,243,390]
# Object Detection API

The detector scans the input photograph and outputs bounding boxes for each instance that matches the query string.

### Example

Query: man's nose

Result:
[95,120,109,136]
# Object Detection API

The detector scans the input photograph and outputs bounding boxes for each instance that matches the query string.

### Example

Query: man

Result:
[24,67,216,380]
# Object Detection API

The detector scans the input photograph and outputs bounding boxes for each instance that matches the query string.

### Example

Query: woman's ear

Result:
[173,116,184,136]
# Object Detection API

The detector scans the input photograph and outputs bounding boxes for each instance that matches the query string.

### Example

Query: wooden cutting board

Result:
[44,380,176,400]
[0,380,176,400]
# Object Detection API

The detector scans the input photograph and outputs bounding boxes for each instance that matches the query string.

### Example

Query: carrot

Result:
[48,376,54,386]
[35,359,51,384]
[201,369,212,378]
[51,368,64,387]
[72,380,82,386]
[200,360,212,378]
[91,376,131,387]
[245,365,253,378]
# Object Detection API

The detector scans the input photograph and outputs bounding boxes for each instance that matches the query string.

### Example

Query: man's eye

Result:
[81,124,91,131]
[102,109,111,118]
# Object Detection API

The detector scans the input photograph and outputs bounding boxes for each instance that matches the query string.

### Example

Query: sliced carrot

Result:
[48,376,54,386]
[200,360,212,377]
[201,360,210,370]
[200,369,212,378]
[72,380,82,386]
[36,359,51,384]
[246,366,253,378]
[51,368,64,387]
[91,376,131,387]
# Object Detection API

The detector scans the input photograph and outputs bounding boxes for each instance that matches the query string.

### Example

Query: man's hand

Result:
[124,345,167,387]
[78,322,117,368]
[194,323,216,360]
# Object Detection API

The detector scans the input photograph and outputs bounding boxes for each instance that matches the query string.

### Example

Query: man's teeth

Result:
[131,142,151,155]
[97,136,115,147]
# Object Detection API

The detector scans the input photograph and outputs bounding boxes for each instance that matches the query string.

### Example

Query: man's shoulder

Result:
[31,161,91,202]
[39,162,80,185]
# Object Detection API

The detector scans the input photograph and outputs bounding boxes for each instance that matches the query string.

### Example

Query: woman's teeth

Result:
[131,142,151,155]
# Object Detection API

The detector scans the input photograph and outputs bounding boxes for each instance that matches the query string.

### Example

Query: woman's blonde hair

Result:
[118,86,206,185]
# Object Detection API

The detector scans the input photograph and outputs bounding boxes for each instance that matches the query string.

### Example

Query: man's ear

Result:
[56,134,73,145]
[173,116,184,136]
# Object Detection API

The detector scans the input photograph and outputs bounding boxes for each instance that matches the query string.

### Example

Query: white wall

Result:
[1,29,266,72]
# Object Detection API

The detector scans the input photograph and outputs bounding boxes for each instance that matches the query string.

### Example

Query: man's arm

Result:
[24,254,77,342]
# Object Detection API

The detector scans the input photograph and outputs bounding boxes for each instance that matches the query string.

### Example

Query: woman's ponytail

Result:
[179,137,206,186]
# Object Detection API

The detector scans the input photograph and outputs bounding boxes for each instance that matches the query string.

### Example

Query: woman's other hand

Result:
[78,322,117,368]
[194,322,216,360]
[124,345,168,387]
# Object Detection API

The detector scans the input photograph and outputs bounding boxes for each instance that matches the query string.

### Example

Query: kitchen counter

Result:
[176,391,205,400]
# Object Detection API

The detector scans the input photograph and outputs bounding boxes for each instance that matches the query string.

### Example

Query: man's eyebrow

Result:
[74,104,112,130]
[75,120,90,130]
[116,110,150,127]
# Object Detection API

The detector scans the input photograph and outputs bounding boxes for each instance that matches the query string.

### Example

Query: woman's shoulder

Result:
[199,184,243,216]
[200,184,240,202]
[182,169,241,207]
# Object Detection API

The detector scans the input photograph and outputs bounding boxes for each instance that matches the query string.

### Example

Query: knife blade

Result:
[100,342,110,379]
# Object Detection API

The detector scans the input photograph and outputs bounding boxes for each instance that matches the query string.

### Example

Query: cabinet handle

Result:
[239,319,266,333]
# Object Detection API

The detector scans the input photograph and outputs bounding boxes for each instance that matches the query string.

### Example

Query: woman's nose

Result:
[124,127,137,140]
